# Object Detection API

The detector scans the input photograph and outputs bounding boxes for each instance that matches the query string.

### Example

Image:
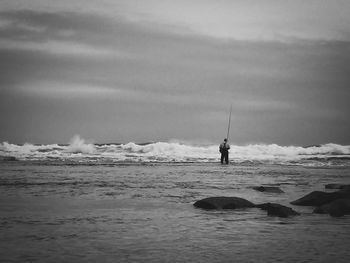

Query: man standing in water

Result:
[219,138,230,164]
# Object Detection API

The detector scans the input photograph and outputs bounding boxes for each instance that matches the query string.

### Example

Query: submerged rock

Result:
[256,203,300,218]
[193,197,255,210]
[325,184,350,190]
[314,199,350,217]
[194,197,299,218]
[252,186,284,193]
[0,156,17,161]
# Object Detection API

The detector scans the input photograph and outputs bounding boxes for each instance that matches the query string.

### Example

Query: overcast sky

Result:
[0,0,349,145]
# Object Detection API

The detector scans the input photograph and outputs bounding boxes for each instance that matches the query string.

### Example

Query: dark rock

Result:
[314,199,350,217]
[252,186,284,193]
[313,207,327,214]
[291,189,350,206]
[0,156,17,161]
[338,188,350,197]
[193,197,255,210]
[291,191,339,206]
[256,203,300,218]
[325,184,350,190]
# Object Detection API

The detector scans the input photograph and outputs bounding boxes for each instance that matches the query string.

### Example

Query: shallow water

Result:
[1,162,350,262]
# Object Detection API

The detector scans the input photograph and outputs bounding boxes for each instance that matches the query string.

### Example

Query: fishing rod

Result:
[226,104,232,142]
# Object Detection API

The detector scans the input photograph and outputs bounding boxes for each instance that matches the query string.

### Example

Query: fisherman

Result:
[219,138,230,164]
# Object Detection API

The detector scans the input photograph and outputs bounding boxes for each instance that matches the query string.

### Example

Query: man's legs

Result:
[225,152,229,164]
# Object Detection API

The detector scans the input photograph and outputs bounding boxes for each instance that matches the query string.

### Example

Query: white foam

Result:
[66,135,95,154]
[0,141,65,160]
[1,139,349,164]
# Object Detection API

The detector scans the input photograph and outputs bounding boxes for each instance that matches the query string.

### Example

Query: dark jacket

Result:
[219,142,230,153]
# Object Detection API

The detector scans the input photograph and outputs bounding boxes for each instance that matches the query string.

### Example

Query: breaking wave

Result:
[66,135,95,154]
[0,136,349,166]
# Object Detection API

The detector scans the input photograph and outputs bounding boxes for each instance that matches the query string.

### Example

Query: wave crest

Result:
[66,135,95,154]
[1,138,349,165]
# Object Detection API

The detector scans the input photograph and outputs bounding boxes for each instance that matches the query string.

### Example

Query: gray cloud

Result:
[0,8,349,145]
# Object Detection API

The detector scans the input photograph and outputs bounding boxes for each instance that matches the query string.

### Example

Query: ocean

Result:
[1,136,350,262]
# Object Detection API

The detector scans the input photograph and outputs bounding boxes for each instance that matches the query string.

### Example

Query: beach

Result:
[2,1,350,262]
[1,157,350,262]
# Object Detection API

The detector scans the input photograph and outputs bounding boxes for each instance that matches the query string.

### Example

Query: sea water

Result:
[1,138,350,262]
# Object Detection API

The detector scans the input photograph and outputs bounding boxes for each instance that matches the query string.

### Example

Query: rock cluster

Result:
[291,185,350,217]
[193,183,350,218]
[193,196,299,218]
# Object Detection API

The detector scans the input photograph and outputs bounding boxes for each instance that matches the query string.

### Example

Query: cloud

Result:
[0,2,349,144]
[116,0,350,42]
[236,99,295,111]
[0,39,124,57]
[2,1,350,42]
[18,81,120,99]
[0,10,134,58]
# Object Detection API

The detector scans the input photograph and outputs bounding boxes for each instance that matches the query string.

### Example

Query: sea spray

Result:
[66,135,95,154]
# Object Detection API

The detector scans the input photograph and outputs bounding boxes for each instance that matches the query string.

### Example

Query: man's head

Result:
[224,138,227,142]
